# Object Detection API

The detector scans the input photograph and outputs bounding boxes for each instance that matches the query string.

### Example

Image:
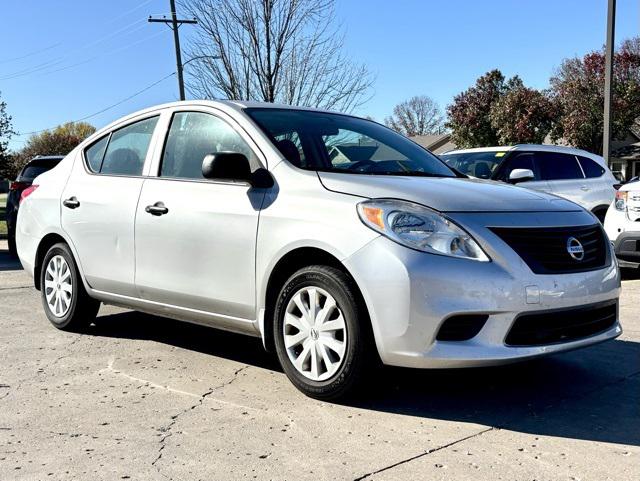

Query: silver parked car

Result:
[16,101,621,400]
[441,145,618,222]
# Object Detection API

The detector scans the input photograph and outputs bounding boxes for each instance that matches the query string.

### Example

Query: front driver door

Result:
[134,110,265,326]
[495,151,551,193]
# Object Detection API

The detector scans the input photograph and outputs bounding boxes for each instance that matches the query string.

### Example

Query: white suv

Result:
[604,179,640,268]
[441,145,617,222]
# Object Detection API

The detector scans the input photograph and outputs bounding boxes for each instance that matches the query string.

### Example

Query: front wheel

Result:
[40,243,100,331]
[273,265,373,400]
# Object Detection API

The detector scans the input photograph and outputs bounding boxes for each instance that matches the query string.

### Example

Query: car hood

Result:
[318,172,581,212]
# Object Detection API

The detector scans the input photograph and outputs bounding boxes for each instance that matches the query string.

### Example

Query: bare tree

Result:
[179,0,374,112]
[385,95,444,137]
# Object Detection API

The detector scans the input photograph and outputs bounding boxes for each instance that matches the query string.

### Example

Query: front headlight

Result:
[357,199,490,261]
[615,191,627,211]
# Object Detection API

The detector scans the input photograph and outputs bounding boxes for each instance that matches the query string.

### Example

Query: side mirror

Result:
[508,168,535,184]
[201,152,273,188]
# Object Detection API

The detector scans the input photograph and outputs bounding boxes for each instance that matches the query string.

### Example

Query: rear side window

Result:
[84,116,159,175]
[577,156,605,178]
[536,152,584,180]
[160,111,257,180]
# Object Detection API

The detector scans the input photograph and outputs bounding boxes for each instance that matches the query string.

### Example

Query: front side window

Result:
[160,112,258,179]
[536,152,584,181]
[440,151,504,178]
[245,108,455,177]
[577,156,605,178]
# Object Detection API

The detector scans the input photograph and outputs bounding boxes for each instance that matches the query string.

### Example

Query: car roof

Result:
[82,100,363,150]
[442,144,605,164]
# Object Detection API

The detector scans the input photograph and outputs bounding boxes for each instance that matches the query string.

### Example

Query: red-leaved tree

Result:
[550,37,640,154]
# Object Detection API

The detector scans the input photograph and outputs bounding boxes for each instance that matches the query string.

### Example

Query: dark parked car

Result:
[6,155,64,255]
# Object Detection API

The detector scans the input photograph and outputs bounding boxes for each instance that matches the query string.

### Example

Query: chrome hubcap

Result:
[44,255,72,318]
[283,286,347,382]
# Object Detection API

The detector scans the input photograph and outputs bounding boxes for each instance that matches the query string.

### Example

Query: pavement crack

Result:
[353,427,497,481]
[151,365,250,478]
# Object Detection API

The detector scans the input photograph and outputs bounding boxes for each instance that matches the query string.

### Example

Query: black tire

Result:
[7,228,17,257]
[273,265,373,401]
[40,242,99,331]
[593,208,607,224]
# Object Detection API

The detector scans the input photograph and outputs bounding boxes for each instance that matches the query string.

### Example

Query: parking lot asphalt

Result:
[0,239,638,481]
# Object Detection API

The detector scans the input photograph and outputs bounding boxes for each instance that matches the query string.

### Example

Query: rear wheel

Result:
[273,265,373,400]
[40,243,99,331]
[7,227,17,257]
[592,207,608,224]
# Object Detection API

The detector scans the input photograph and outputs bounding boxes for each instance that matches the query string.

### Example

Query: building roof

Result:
[410,133,455,154]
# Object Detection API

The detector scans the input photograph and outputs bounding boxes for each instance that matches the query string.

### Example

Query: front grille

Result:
[436,315,488,341]
[490,225,607,274]
[505,301,617,346]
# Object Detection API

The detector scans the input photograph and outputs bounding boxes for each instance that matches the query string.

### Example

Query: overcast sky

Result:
[1,0,638,150]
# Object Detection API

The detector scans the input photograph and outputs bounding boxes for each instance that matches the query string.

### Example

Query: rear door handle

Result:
[580,185,589,191]
[145,201,169,216]
[63,196,80,209]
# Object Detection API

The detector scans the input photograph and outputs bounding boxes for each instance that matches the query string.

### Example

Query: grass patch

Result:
[0,194,7,236]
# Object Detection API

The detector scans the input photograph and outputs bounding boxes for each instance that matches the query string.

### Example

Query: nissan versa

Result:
[16,101,622,400]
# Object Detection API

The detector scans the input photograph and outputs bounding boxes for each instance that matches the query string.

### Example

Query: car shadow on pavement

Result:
[88,309,640,448]
[0,244,22,272]
[621,267,640,280]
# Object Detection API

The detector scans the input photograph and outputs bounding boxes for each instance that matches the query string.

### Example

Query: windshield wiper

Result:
[369,171,453,178]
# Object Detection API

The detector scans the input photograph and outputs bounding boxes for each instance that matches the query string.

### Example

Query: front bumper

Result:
[344,211,621,369]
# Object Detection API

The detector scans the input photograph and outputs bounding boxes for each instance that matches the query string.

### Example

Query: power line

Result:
[16,72,176,137]
[0,42,63,64]
[0,28,170,81]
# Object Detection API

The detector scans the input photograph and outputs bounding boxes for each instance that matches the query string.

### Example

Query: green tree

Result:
[8,122,96,179]
[550,38,640,154]
[490,86,556,144]
[0,91,15,179]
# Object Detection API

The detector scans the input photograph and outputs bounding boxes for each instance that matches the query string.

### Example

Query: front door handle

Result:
[580,185,589,191]
[63,196,80,209]
[145,201,169,216]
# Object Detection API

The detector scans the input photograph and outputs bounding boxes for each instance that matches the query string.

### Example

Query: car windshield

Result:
[440,151,506,179]
[245,108,456,177]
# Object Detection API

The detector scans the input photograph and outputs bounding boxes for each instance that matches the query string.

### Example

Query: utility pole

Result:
[148,0,197,101]
[603,0,616,162]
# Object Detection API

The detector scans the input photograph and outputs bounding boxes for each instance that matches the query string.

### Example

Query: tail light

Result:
[19,184,39,204]
[615,190,627,211]
[9,181,28,191]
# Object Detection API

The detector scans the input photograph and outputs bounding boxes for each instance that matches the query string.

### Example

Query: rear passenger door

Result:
[61,115,161,296]
[576,155,614,211]
[536,152,589,207]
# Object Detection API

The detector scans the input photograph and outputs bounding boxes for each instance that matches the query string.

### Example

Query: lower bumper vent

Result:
[505,301,617,347]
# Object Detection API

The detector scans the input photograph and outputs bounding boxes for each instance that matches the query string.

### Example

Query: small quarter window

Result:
[85,136,109,173]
